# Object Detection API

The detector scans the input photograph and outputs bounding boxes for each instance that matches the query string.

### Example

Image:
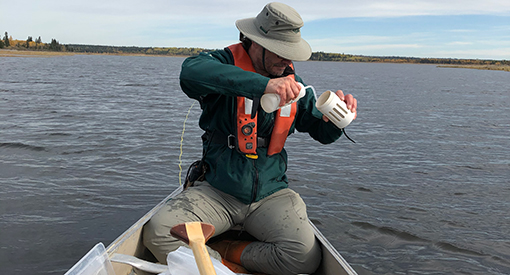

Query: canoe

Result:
[65,185,358,275]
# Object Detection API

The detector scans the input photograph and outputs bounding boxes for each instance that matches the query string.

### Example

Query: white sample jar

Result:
[316,90,355,129]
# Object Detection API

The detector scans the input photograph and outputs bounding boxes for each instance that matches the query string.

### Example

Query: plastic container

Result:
[261,82,306,113]
[316,90,355,129]
[64,243,115,275]
[163,246,235,275]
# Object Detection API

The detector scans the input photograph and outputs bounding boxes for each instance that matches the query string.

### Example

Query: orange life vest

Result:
[228,43,297,157]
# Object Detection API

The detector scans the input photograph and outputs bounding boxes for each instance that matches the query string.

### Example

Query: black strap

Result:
[251,97,260,119]
[342,128,356,143]
[203,131,269,148]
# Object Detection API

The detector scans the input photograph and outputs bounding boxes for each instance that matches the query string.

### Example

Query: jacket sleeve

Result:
[179,50,270,100]
[294,76,344,144]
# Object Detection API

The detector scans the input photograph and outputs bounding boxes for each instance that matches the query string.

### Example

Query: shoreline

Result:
[3,49,509,72]
[0,49,185,58]
[0,49,82,57]
[437,64,510,72]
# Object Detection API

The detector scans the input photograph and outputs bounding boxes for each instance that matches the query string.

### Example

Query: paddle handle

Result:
[189,241,217,275]
[184,222,217,275]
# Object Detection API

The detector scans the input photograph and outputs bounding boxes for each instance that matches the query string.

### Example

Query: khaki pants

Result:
[143,181,321,275]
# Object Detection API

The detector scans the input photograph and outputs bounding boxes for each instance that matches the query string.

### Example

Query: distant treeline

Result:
[2,31,63,51]
[62,44,510,66]
[2,32,508,66]
[65,44,214,57]
[310,51,510,65]
[1,32,213,56]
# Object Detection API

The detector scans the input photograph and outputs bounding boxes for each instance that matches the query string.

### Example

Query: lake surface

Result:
[1,55,509,275]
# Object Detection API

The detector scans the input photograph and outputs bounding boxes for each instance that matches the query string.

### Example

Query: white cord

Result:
[178,102,196,186]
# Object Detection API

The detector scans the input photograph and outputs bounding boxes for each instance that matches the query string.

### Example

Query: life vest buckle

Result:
[227,134,236,149]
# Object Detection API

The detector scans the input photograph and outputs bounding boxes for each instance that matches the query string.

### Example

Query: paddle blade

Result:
[170,222,215,245]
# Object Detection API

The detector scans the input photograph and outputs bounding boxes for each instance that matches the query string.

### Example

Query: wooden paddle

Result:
[170,222,217,275]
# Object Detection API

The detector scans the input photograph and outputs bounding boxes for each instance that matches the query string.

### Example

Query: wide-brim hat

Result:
[235,2,312,61]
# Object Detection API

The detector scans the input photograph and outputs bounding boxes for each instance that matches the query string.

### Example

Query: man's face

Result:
[263,49,292,76]
[250,42,292,76]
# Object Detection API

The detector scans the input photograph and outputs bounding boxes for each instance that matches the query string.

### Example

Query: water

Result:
[1,55,509,275]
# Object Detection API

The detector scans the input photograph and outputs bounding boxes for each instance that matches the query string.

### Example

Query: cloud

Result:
[447,41,474,46]
[447,29,478,34]
[433,48,510,59]
[293,0,510,19]
[332,43,423,55]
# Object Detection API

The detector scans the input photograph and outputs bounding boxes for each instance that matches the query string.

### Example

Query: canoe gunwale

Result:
[106,186,184,256]
[309,220,357,275]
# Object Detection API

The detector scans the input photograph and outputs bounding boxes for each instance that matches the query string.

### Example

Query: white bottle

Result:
[261,83,307,113]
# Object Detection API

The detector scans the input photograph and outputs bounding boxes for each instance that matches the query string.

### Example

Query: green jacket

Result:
[179,48,344,204]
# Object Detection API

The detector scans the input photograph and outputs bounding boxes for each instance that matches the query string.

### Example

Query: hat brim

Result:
[236,18,312,61]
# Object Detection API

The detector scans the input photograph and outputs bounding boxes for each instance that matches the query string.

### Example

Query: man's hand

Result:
[323,90,358,122]
[264,76,302,106]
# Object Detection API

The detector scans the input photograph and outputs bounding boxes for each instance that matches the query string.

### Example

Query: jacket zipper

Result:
[250,159,259,203]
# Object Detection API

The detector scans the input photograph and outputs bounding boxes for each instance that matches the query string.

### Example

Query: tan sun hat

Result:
[235,2,312,61]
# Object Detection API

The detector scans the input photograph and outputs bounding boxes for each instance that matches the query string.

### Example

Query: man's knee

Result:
[283,238,322,274]
[242,237,322,275]
[142,211,183,263]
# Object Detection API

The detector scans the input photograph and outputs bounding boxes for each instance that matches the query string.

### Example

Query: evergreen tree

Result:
[35,36,42,48]
[49,38,61,51]
[3,31,10,47]
[26,36,33,48]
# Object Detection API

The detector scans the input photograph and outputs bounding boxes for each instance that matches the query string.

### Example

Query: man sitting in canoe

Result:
[143,2,357,275]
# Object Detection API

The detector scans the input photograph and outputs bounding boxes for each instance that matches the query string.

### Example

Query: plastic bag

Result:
[160,246,236,275]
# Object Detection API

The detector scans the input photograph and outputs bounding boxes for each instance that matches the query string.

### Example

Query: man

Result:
[143,2,357,275]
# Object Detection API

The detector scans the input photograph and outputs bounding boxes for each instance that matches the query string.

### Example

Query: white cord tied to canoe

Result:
[178,102,196,186]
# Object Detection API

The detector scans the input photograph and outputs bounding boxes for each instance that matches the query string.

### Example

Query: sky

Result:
[2,0,510,60]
